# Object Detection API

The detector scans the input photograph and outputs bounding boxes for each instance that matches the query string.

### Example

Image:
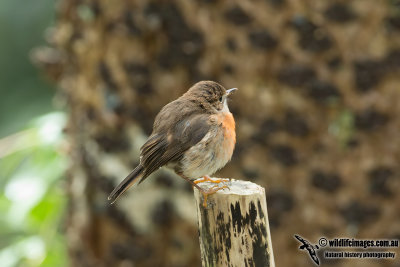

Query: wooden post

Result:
[194,179,275,267]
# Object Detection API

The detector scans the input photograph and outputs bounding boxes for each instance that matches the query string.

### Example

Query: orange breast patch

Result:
[221,112,236,144]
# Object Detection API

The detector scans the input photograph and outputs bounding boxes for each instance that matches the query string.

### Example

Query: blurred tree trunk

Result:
[37,0,400,266]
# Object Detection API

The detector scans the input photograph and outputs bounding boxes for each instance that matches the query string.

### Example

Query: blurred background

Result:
[0,0,68,266]
[1,0,400,266]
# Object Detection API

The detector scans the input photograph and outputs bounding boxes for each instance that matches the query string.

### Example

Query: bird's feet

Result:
[177,174,230,207]
[194,175,230,184]
[199,184,229,207]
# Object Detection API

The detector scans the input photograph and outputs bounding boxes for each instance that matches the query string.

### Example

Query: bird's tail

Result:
[108,165,145,204]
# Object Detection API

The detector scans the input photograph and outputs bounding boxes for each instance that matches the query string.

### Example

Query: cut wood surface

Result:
[194,179,275,267]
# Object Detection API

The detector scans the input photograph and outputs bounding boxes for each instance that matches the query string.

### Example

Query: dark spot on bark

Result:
[128,107,154,135]
[171,238,184,250]
[94,133,131,152]
[224,6,252,26]
[216,212,232,262]
[283,110,309,137]
[382,49,400,72]
[200,205,218,264]
[152,199,175,226]
[266,0,285,8]
[137,82,154,95]
[90,174,115,193]
[123,11,141,35]
[158,29,204,70]
[312,142,326,153]
[242,168,259,181]
[267,190,294,213]
[251,118,280,145]
[327,56,343,70]
[69,30,83,44]
[90,2,101,18]
[111,241,152,260]
[106,205,137,236]
[248,29,278,50]
[306,80,341,102]
[124,62,153,95]
[278,63,316,87]
[145,3,204,71]
[98,61,117,90]
[368,167,394,197]
[226,37,237,51]
[230,202,270,266]
[270,144,298,166]
[196,0,219,3]
[346,138,360,148]
[223,64,235,74]
[155,173,175,188]
[231,202,243,233]
[252,228,269,267]
[257,200,265,219]
[311,170,342,193]
[386,14,400,31]
[105,21,117,32]
[261,118,280,134]
[248,203,270,267]
[340,201,380,225]
[230,202,258,233]
[353,59,383,92]
[249,202,258,227]
[354,108,389,131]
[268,217,280,229]
[324,3,356,23]
[183,183,193,194]
[291,16,333,52]
[86,106,97,120]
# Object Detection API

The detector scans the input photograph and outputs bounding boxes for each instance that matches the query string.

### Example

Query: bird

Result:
[108,81,237,206]
[294,235,320,265]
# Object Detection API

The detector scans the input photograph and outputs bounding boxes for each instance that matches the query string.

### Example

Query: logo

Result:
[294,235,398,264]
[294,234,320,265]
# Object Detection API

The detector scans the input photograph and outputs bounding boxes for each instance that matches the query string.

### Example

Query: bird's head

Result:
[185,81,237,113]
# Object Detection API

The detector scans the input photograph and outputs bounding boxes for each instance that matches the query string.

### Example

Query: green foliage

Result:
[0,112,68,267]
[0,0,57,137]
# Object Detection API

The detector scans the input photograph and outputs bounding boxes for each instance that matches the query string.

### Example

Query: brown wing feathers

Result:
[108,113,211,202]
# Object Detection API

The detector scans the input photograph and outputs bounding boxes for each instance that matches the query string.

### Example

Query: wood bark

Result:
[194,179,275,267]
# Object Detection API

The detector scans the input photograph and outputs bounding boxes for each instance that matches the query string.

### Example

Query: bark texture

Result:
[194,180,275,267]
[38,0,400,266]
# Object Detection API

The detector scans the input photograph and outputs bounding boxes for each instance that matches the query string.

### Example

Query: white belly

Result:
[178,126,234,179]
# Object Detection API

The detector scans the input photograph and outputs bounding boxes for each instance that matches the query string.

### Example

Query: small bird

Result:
[108,81,237,206]
[294,235,320,265]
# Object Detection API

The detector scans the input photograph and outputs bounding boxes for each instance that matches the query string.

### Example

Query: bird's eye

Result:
[219,96,223,102]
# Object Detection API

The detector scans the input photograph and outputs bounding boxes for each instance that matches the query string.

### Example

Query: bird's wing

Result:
[138,113,211,182]
[295,235,306,244]
[311,253,320,265]
[306,247,316,256]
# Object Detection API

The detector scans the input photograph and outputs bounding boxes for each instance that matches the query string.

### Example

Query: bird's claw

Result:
[201,184,230,207]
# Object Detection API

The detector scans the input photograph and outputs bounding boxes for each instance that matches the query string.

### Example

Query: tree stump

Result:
[194,179,275,267]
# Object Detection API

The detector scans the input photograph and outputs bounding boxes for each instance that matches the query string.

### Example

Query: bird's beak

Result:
[227,88,238,95]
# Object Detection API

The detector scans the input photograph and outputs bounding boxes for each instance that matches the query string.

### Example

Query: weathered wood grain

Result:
[194,179,275,267]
